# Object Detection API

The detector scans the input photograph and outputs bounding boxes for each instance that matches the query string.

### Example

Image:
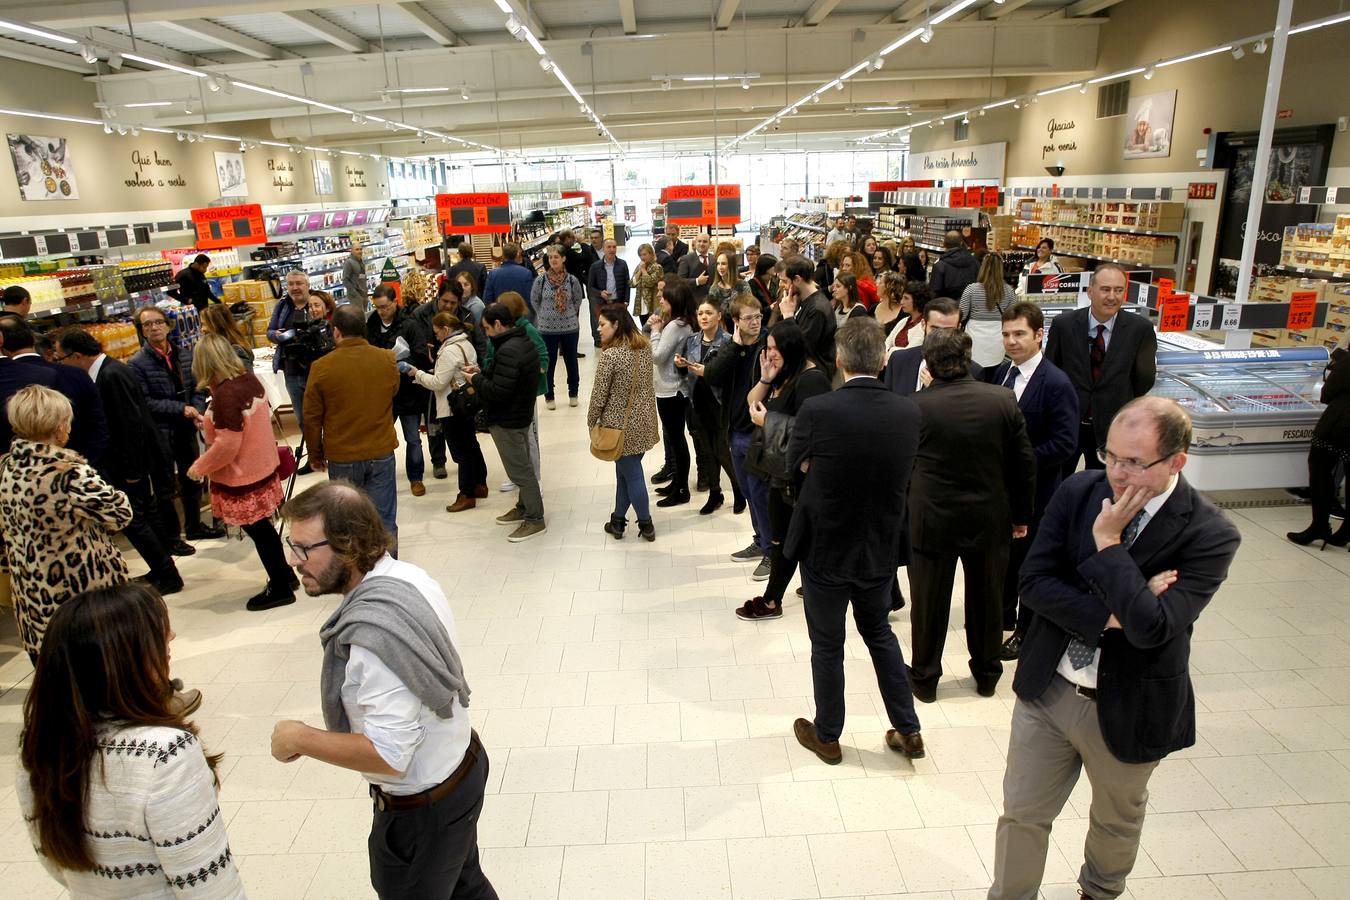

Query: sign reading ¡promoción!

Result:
[190,204,266,249]
[435,192,511,234]
[906,142,1007,182]
[664,184,741,225]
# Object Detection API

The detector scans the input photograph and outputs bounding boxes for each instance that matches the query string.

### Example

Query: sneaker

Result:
[751,557,771,581]
[432,465,448,480]
[410,481,426,497]
[546,398,557,410]
[507,521,547,542]
[730,541,762,562]
[569,396,579,407]
[496,507,526,525]
[500,481,517,492]
[735,597,783,621]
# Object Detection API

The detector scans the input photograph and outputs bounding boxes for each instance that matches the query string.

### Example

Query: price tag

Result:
[1286,290,1318,329]
[1156,277,1175,300]
[1191,303,1215,330]
[1159,295,1190,332]
[948,187,965,208]
[1220,304,1243,331]
[32,235,47,256]
[97,231,109,249]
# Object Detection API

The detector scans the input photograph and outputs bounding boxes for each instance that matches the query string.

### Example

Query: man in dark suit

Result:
[786,317,925,764]
[587,238,630,345]
[0,316,107,468]
[1045,263,1157,480]
[988,302,1081,660]
[780,255,837,378]
[676,232,714,287]
[663,224,690,264]
[883,298,982,395]
[989,397,1241,900]
[447,241,487,298]
[653,236,677,274]
[908,329,1035,701]
[56,328,185,593]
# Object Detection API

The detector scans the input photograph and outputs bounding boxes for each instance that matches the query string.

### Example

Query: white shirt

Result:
[1003,351,1043,404]
[1088,312,1116,351]
[915,360,929,393]
[1057,474,1179,689]
[89,352,108,382]
[341,554,472,794]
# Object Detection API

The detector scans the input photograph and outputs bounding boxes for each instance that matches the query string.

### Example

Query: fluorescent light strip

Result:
[0,107,101,125]
[1088,67,1145,84]
[1157,45,1231,67]
[930,0,977,26]
[942,111,966,120]
[492,0,513,11]
[982,98,1018,110]
[879,27,925,56]
[523,29,546,56]
[123,101,173,108]
[259,140,291,148]
[840,61,869,81]
[122,52,207,78]
[0,18,78,45]
[1291,11,1350,34]
[1038,82,1083,96]
[389,87,451,93]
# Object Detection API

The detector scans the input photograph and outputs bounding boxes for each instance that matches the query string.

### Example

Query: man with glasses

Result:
[1045,263,1157,479]
[988,396,1240,900]
[270,481,497,900]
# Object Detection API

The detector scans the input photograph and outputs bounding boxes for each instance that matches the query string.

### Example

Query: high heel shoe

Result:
[699,491,724,516]
[1287,523,1334,548]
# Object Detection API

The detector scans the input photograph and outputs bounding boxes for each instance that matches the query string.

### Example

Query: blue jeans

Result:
[614,453,650,521]
[396,413,426,482]
[284,371,308,431]
[729,428,770,556]
[327,453,398,542]
[540,331,580,401]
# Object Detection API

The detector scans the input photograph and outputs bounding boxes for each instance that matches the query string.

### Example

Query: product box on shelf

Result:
[223,280,272,303]
[1250,276,1327,303]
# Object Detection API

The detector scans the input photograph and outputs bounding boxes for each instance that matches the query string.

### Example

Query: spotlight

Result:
[979,108,986,116]
[385,120,396,131]
[506,15,522,37]
[130,126,140,136]
[102,122,112,134]
[207,76,222,92]
[461,86,470,101]
[1254,39,1268,54]
[184,101,195,114]
[175,131,185,141]
[79,44,97,64]
[379,90,390,104]
[1079,83,1088,94]
[870,56,884,71]
[115,125,126,135]
[352,112,363,124]
[1144,65,1156,80]
[928,120,935,128]
[1012,99,1021,109]
[239,140,247,151]
[906,109,914,116]
[835,80,844,91]
[920,26,934,44]
[962,115,969,125]
[661,78,671,91]
[1231,45,1245,59]
[540,58,553,72]
[741,78,750,90]
[811,93,820,104]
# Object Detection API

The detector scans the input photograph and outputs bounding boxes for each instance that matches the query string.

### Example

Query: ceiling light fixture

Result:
[870,56,884,71]
[206,76,222,92]
[0,18,78,44]
[540,58,553,71]
[122,52,207,78]
[79,44,98,63]
[505,15,522,36]
[1291,11,1350,34]
[1087,67,1146,84]
[920,26,934,43]
[1253,38,1268,53]
[460,86,470,100]
[1157,45,1232,67]
[1038,82,1083,96]
[102,122,112,134]
[130,126,140,136]
[1231,45,1245,59]
[741,78,751,90]
[1143,65,1156,79]
[175,131,185,141]
[123,100,173,108]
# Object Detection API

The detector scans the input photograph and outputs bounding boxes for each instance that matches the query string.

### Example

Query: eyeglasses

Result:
[1096,448,1173,476]
[738,314,763,323]
[141,319,168,328]
[284,536,330,562]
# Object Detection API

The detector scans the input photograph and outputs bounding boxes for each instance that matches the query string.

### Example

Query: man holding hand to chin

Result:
[988,396,1240,900]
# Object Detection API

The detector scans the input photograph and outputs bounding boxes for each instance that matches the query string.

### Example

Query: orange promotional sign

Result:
[1287,290,1318,329]
[190,204,266,249]
[435,192,512,234]
[1159,294,1190,332]
[665,184,741,225]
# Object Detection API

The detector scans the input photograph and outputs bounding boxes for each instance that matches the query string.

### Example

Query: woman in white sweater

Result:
[19,582,244,899]
[405,312,487,513]
[647,278,695,506]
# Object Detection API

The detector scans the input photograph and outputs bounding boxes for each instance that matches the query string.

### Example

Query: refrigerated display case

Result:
[1149,348,1329,490]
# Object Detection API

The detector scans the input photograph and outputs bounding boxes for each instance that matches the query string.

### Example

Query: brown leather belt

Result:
[370,730,482,812]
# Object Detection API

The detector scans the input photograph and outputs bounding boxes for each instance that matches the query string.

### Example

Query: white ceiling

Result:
[0,0,1122,158]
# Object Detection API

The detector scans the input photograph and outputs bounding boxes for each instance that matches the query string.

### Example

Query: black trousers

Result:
[763,487,798,606]
[908,542,1009,691]
[1309,443,1347,527]
[656,394,691,490]
[240,517,292,586]
[159,424,205,534]
[802,563,921,743]
[1002,515,1042,633]
[112,476,175,577]
[427,412,448,468]
[689,386,741,499]
[442,414,488,496]
[1062,421,1105,482]
[368,745,497,900]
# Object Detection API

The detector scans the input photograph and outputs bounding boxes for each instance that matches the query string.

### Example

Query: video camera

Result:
[276,317,335,368]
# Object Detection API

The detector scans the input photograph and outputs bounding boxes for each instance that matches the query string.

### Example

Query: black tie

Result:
[1003,366,1019,390]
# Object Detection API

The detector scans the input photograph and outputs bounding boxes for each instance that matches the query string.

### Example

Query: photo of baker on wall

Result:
[1123,90,1176,160]
[7,133,80,201]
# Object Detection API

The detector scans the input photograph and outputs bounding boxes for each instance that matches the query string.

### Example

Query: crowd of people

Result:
[4,219,1349,900]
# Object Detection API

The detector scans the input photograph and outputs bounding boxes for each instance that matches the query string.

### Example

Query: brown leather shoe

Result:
[410,481,426,497]
[885,729,925,759]
[473,484,490,499]
[169,688,203,717]
[793,717,842,765]
[446,494,476,513]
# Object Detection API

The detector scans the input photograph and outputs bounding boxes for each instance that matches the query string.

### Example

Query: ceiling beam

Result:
[982,0,1037,18]
[882,0,931,24]
[82,26,207,68]
[0,35,95,74]
[714,0,740,30]
[1065,0,1128,15]
[279,11,370,53]
[619,0,638,34]
[157,18,297,60]
[799,0,843,27]
[395,2,459,47]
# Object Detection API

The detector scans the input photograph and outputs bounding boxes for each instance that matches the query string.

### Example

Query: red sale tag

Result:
[1156,277,1175,301]
[1159,295,1190,332]
[948,187,965,208]
[1287,290,1318,330]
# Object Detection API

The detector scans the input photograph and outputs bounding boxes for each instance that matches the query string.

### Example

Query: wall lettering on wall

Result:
[907,142,1006,181]
[267,157,296,191]
[125,148,186,189]
[1043,118,1078,160]
[346,165,367,188]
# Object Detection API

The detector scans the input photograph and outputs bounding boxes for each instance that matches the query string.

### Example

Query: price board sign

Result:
[982,186,1001,208]
[1159,294,1191,332]
[190,204,265,250]
[1287,290,1318,330]
[1191,303,1215,330]
[1220,305,1243,331]
[948,187,966,208]
[435,192,512,234]
[664,184,741,226]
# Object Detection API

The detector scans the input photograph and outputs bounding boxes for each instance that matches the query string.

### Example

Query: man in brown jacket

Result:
[303,306,402,546]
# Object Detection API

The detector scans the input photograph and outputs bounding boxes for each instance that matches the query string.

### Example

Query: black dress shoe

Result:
[185,523,226,540]
[650,467,674,485]
[655,482,679,496]
[912,681,937,704]
[733,493,746,514]
[695,476,710,492]
[656,489,691,508]
[297,463,314,476]
[976,681,999,698]
[137,568,183,596]
[999,634,1023,661]
[246,583,296,611]
[169,540,196,557]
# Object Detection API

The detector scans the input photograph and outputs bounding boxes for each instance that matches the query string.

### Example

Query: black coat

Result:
[173,266,217,311]
[986,357,1081,515]
[928,247,979,299]
[883,346,983,396]
[473,327,540,428]
[1045,307,1157,446]
[794,290,837,375]
[1315,348,1350,448]
[1016,471,1241,764]
[563,244,597,287]
[667,239,690,263]
[587,257,631,302]
[701,335,763,434]
[95,356,165,482]
[367,309,430,416]
[909,375,1036,553]
[786,378,919,579]
[0,354,109,469]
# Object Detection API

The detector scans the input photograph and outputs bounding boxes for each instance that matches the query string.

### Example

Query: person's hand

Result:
[918,365,934,389]
[601,290,612,300]
[696,273,709,286]
[674,354,687,369]
[1147,569,1178,597]
[686,360,705,377]
[270,720,309,763]
[749,399,767,427]
[759,348,781,384]
[647,313,663,330]
[407,367,420,378]
[186,465,204,482]
[311,459,328,473]
[1092,484,1154,552]
[1012,524,1028,540]
[461,364,480,375]
[183,406,201,420]
[779,289,798,318]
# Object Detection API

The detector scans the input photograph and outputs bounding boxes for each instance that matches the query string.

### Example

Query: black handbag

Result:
[744,410,794,485]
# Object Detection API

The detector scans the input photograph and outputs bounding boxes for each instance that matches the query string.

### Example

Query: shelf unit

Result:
[1015,219,1182,240]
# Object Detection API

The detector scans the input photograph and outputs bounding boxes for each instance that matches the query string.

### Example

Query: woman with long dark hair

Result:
[831,272,870,326]
[18,582,242,897]
[591,303,660,541]
[737,320,832,619]
[959,251,1017,367]
[748,253,779,317]
[677,297,744,515]
[648,279,697,506]
[886,280,934,354]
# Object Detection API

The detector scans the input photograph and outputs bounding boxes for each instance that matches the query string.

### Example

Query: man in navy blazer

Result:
[586,237,631,308]
[883,299,981,394]
[986,302,1080,660]
[988,397,1240,900]
[0,316,107,469]
[785,318,925,764]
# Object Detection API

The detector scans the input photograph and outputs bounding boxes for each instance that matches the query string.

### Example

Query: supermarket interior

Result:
[2,0,1350,898]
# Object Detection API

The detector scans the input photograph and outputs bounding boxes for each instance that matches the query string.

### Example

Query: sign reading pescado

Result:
[907,142,1007,182]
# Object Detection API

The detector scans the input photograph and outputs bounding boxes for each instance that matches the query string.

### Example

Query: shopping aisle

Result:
[2,347,1350,900]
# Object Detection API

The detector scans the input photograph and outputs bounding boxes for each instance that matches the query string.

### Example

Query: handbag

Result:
[590,351,642,461]
[446,343,482,419]
[270,409,298,479]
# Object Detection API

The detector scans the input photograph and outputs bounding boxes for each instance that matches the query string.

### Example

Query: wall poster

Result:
[7,133,79,200]
[1123,90,1176,160]
[214,151,247,198]
[313,157,334,196]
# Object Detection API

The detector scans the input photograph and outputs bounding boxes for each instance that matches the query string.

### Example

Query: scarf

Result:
[546,268,570,314]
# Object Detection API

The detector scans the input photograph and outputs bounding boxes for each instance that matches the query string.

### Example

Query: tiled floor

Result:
[4,356,1350,899]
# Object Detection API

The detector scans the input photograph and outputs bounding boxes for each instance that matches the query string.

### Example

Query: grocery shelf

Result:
[1015,219,1182,240]
[1276,264,1350,281]
[1012,244,1176,269]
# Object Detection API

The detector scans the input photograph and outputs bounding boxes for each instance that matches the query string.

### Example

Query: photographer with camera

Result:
[267,270,327,441]
[367,285,433,498]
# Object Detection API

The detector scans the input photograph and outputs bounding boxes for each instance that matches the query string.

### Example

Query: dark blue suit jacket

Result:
[0,354,108,469]
[586,257,631,302]
[883,345,982,395]
[987,357,1080,515]
[1016,470,1241,763]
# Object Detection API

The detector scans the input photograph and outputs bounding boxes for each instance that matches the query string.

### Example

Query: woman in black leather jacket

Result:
[1289,337,1350,548]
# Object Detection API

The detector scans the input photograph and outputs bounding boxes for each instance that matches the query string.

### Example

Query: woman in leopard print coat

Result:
[0,386,132,662]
